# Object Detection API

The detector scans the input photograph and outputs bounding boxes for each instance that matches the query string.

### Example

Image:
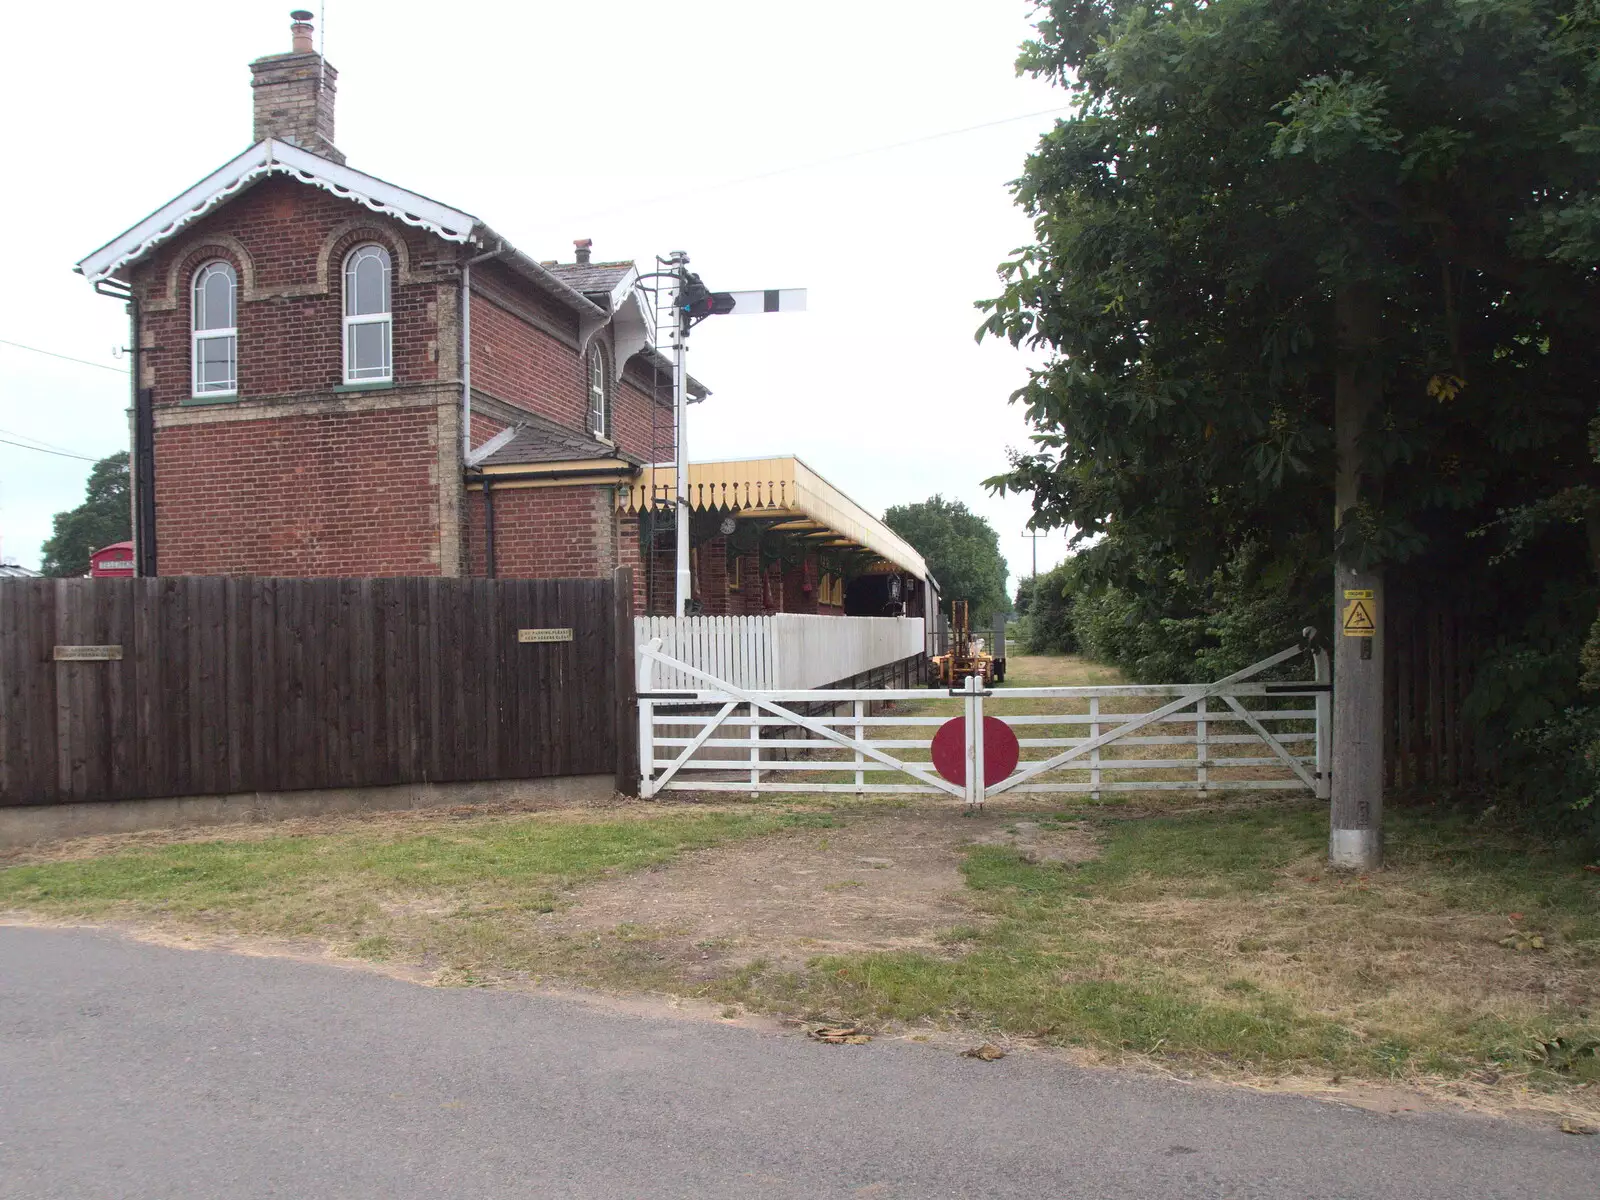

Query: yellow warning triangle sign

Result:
[1342,598,1376,636]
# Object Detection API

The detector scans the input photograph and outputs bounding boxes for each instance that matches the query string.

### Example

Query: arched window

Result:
[191,260,237,397]
[343,244,392,383]
[586,343,611,439]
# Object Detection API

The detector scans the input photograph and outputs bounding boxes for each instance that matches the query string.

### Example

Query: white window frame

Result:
[342,243,393,385]
[191,260,237,398]
[586,343,611,440]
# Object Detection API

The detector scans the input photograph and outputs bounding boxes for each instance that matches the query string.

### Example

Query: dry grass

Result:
[0,805,842,983]
[705,799,1599,1112]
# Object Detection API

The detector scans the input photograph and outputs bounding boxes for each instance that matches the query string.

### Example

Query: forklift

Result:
[930,600,1006,686]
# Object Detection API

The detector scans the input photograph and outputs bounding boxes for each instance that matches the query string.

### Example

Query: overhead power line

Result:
[0,426,89,456]
[563,105,1073,223]
[0,436,99,462]
[0,337,128,374]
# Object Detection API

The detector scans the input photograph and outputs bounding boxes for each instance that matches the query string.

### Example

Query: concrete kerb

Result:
[0,774,616,851]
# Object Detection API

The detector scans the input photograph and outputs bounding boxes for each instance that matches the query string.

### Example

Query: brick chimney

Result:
[249,11,345,164]
[574,239,593,265]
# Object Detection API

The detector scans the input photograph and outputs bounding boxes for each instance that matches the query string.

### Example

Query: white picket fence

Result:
[634,614,925,691]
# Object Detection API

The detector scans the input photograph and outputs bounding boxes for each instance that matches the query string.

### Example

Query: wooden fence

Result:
[1,575,628,807]
[1384,600,1482,791]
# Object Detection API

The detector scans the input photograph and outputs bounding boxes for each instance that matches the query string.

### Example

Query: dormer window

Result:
[586,343,611,439]
[191,261,237,397]
[343,244,392,384]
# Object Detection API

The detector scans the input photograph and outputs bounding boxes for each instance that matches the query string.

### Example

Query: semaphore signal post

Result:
[648,251,806,618]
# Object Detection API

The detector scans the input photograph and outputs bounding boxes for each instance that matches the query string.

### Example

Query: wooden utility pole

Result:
[1330,282,1384,869]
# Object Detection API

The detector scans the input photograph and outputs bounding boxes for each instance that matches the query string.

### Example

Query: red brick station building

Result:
[76,15,930,620]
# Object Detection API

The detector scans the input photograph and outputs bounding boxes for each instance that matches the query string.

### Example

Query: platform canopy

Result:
[616,456,928,580]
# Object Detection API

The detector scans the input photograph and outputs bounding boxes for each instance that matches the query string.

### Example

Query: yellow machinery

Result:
[931,600,1001,686]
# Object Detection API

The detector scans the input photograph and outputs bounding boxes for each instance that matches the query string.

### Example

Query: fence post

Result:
[854,699,866,794]
[1314,646,1332,801]
[614,567,638,797]
[749,701,760,798]
[1196,696,1208,796]
[1089,695,1101,802]
[637,635,658,798]
[965,672,985,810]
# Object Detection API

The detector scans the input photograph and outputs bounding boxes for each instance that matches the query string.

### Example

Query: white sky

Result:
[0,0,1071,585]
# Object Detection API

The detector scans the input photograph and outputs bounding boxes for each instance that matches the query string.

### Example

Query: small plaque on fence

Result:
[518,628,573,644]
[53,645,123,661]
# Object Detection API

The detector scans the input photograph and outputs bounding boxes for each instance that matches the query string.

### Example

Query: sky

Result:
[0,0,1072,585]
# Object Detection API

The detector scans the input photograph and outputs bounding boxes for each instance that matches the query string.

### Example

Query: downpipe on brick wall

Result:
[93,278,155,575]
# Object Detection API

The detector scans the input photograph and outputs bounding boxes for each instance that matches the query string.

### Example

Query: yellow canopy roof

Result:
[617,456,929,580]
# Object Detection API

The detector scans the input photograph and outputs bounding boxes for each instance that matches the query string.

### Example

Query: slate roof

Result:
[476,408,642,468]
[545,261,634,301]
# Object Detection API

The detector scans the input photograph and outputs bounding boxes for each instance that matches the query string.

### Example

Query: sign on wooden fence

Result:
[52,645,123,661]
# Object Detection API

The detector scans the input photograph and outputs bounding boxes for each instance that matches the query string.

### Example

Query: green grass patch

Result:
[717,802,1600,1086]
[0,810,832,942]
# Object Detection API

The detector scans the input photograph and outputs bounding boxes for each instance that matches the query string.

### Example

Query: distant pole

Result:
[1022,526,1039,581]
[1330,281,1384,870]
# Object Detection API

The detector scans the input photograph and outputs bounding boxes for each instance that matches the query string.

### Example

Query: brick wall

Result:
[133,176,446,408]
[626,540,840,618]
[153,405,444,575]
[644,528,676,615]
[783,559,822,615]
[463,485,618,579]
[619,514,647,612]
[695,537,730,615]
[470,262,664,464]
[613,371,664,465]
[469,411,508,446]
[728,553,767,615]
[124,168,665,583]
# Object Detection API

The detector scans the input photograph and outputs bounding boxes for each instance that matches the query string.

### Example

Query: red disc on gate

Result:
[931,716,1021,787]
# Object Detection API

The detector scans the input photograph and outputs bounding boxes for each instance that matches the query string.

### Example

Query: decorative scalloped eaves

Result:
[75,140,480,283]
[610,286,655,383]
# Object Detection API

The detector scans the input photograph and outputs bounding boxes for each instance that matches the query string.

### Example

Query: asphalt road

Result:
[0,926,1592,1199]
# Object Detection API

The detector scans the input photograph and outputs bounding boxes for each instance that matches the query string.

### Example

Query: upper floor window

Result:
[191,261,237,397]
[343,244,392,384]
[586,343,611,440]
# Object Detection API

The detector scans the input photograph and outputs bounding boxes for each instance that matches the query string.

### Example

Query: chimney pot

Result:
[574,239,592,266]
[290,10,315,53]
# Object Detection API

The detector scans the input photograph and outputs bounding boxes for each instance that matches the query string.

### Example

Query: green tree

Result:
[40,452,131,578]
[979,0,1600,825]
[984,0,1598,569]
[1020,556,1082,654]
[884,495,1009,622]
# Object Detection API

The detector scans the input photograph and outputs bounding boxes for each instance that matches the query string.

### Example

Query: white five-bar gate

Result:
[637,637,1332,807]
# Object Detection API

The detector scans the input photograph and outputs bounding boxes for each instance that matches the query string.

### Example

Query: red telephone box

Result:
[89,541,135,578]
